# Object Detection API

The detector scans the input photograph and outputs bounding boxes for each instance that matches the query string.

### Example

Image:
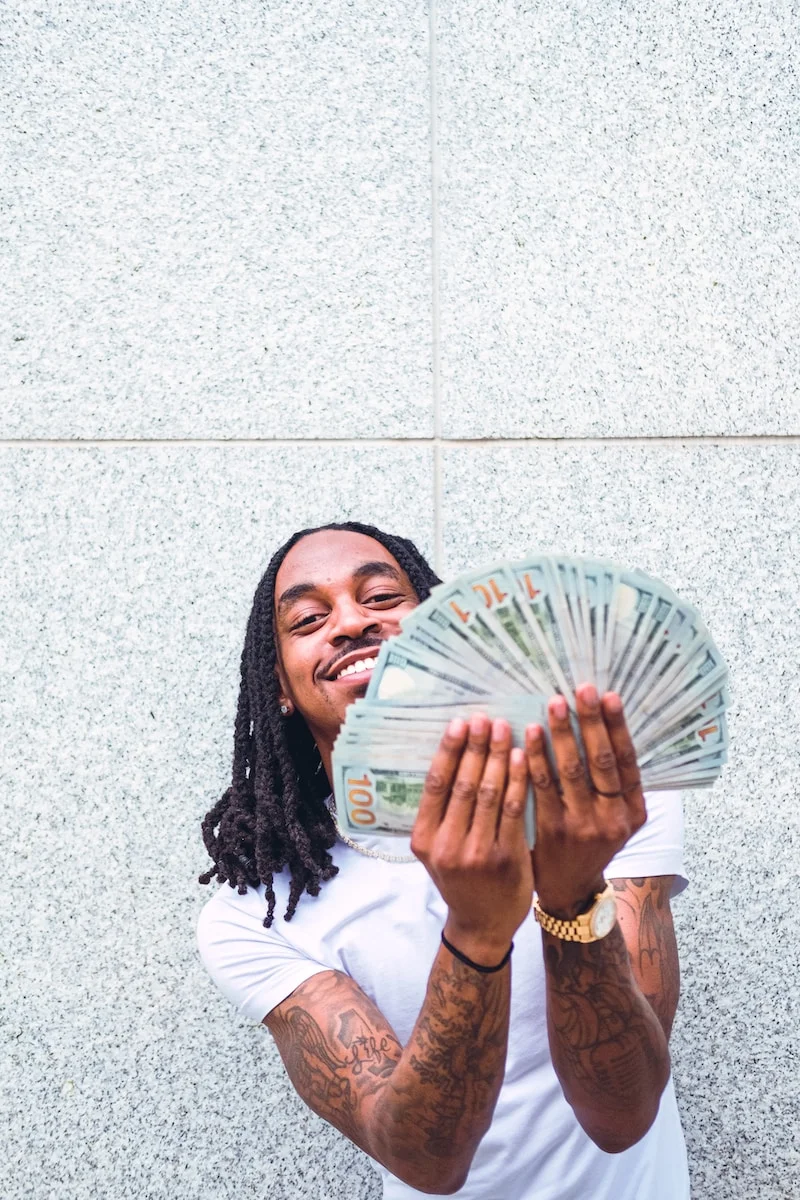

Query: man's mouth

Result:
[326,652,380,682]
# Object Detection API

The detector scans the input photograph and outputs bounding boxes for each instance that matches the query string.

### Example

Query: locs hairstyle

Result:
[199,521,440,927]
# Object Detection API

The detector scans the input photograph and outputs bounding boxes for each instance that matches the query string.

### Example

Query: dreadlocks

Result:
[199,521,441,927]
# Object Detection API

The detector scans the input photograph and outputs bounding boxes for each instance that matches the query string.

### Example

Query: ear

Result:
[274,660,295,717]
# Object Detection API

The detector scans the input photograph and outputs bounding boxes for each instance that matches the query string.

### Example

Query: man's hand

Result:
[410,713,534,966]
[526,685,647,916]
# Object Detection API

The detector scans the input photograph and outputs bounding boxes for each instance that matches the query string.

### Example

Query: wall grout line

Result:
[429,0,443,574]
[433,442,442,572]
[1,435,798,448]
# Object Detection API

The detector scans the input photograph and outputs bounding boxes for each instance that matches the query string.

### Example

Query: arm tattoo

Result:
[389,951,509,1162]
[544,925,666,1116]
[610,876,681,1039]
[266,972,403,1152]
[266,953,510,1187]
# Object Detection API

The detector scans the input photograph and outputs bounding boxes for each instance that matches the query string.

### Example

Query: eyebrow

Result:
[276,561,404,615]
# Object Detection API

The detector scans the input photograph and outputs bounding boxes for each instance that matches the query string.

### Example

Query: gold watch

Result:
[533,882,618,943]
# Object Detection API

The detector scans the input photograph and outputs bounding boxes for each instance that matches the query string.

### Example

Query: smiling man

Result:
[197,521,690,1199]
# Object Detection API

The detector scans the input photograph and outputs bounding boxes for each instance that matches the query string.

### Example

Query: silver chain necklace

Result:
[326,797,417,864]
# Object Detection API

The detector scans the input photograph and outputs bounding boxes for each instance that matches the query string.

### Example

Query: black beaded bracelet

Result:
[441,931,513,974]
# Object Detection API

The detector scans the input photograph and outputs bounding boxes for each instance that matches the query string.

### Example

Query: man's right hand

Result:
[410,714,534,966]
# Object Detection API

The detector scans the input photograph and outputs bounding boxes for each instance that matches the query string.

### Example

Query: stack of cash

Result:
[331,556,730,840]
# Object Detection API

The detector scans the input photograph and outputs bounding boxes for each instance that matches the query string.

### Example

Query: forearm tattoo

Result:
[543,924,668,1118]
[610,876,681,1039]
[267,972,403,1152]
[266,953,510,1182]
[386,949,510,1163]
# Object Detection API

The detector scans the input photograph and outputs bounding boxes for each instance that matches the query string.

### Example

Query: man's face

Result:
[273,530,420,755]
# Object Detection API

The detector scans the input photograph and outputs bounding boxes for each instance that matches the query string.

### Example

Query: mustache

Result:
[321,637,384,681]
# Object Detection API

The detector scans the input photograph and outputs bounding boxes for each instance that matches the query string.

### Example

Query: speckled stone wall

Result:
[2,1,798,1198]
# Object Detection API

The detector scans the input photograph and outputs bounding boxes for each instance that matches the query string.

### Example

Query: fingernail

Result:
[510,747,525,767]
[549,695,568,719]
[470,713,488,735]
[604,693,622,713]
[582,684,598,707]
[448,718,466,736]
[491,717,509,741]
[526,723,543,742]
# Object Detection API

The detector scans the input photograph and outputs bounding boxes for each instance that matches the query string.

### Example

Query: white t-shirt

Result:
[197,790,690,1200]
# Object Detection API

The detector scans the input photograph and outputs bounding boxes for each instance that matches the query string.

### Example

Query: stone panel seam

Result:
[429,0,443,573]
[1,436,798,448]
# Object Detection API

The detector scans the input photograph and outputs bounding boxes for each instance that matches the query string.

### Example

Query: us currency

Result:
[457,564,560,695]
[509,559,577,701]
[406,597,531,694]
[364,637,492,705]
[413,580,534,691]
[331,749,537,846]
[332,554,731,837]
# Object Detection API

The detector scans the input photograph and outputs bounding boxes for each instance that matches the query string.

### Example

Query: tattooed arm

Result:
[265,715,534,1195]
[525,691,677,1154]
[609,875,680,1039]
[265,944,510,1196]
[541,916,671,1154]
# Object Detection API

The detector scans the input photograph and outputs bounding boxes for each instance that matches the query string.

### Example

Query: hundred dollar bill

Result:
[630,648,729,742]
[416,580,534,690]
[622,606,707,713]
[638,705,728,769]
[550,559,592,686]
[459,563,557,694]
[608,575,660,693]
[404,610,529,695]
[331,751,536,845]
[589,560,622,693]
[572,560,600,683]
[331,755,427,836]
[406,625,514,692]
[364,637,492,705]
[415,599,529,688]
[342,696,552,755]
[510,558,576,700]
[639,768,717,789]
[634,686,729,760]
[615,594,676,703]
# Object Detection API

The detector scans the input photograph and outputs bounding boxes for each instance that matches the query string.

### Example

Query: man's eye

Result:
[291,613,324,631]
[367,593,403,604]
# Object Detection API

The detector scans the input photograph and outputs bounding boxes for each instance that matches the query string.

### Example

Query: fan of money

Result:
[331,555,730,842]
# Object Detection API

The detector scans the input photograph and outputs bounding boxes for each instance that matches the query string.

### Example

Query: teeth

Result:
[335,656,377,680]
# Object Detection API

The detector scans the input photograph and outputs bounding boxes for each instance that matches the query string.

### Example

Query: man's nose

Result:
[329,599,381,644]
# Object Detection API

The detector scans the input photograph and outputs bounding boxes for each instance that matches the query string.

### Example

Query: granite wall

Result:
[2,2,798,1198]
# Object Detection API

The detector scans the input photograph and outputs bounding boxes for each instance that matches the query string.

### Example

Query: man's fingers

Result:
[524,721,563,820]
[575,683,623,799]
[439,713,492,840]
[466,718,511,845]
[496,746,529,853]
[412,693,645,861]
[412,718,468,843]
[545,694,594,809]
[601,692,646,826]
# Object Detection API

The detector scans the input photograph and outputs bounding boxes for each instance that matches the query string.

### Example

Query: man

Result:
[198,521,689,1199]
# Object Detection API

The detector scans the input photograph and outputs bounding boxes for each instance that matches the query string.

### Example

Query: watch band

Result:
[533,881,617,943]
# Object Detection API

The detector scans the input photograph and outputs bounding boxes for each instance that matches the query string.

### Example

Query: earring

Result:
[280,703,290,715]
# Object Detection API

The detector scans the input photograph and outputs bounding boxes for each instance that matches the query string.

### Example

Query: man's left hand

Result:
[525,684,646,919]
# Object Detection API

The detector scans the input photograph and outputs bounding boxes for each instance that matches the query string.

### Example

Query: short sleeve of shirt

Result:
[605,790,688,897]
[196,885,332,1023]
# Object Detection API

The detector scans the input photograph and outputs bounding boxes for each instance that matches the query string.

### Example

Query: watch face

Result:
[591,897,617,939]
